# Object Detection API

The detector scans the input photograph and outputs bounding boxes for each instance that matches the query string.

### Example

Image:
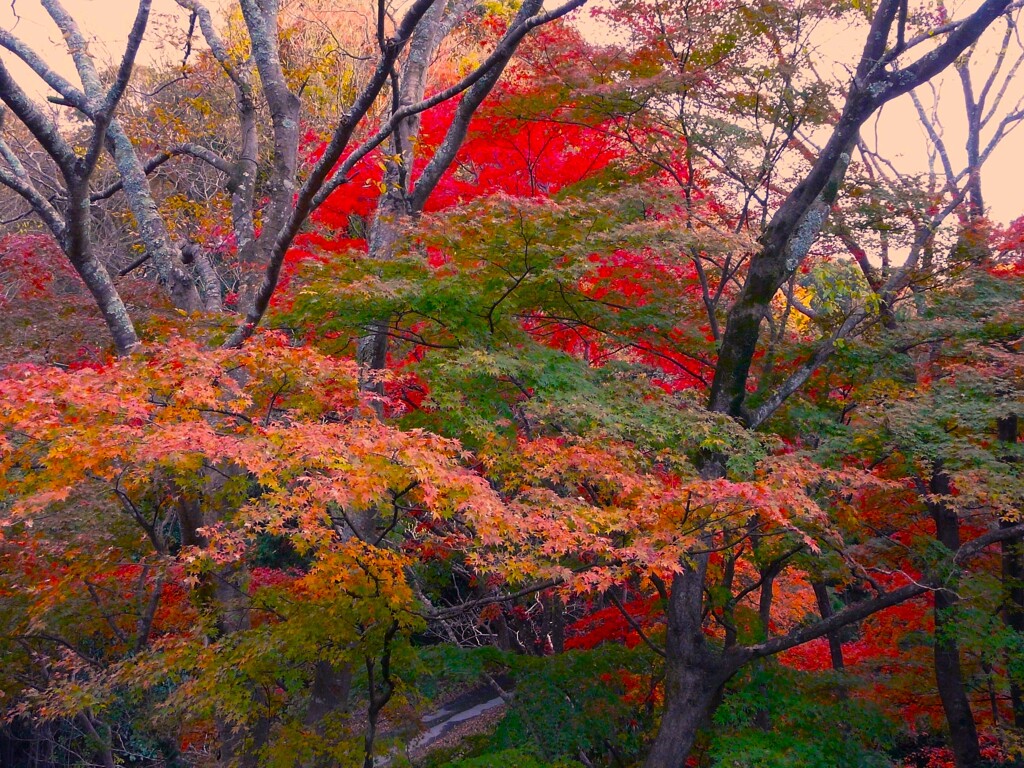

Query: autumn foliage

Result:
[2,0,1024,767]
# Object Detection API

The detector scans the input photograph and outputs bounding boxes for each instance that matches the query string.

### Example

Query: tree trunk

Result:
[812,581,845,670]
[356,1,454,384]
[64,180,140,355]
[75,712,116,768]
[643,668,718,768]
[175,494,268,767]
[230,90,259,273]
[105,121,203,312]
[237,0,301,314]
[545,592,566,654]
[706,0,1017,421]
[644,551,725,768]
[998,414,1024,726]
[929,469,983,768]
[305,661,353,725]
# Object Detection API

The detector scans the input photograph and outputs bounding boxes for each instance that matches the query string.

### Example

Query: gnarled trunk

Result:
[644,551,727,768]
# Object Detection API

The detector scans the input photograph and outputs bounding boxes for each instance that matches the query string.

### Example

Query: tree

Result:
[545,0,1024,762]
[0,2,592,765]
[0,0,156,353]
[284,121,1023,768]
[0,333,538,766]
[0,0,585,354]
[3,0,1024,766]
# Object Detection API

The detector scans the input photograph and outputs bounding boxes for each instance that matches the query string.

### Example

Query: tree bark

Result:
[928,468,983,768]
[812,581,845,670]
[998,414,1024,726]
[75,712,116,768]
[643,556,725,768]
[237,0,301,313]
[64,179,141,355]
[305,661,353,725]
[105,120,203,312]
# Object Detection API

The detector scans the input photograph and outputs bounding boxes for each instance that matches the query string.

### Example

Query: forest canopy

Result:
[0,0,1023,767]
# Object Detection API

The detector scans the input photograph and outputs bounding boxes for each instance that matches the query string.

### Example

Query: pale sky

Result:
[1,1,190,69]
[577,0,1024,226]
[808,10,1024,227]
[1,0,1022,224]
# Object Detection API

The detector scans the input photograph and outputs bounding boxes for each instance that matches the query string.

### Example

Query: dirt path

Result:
[379,676,513,765]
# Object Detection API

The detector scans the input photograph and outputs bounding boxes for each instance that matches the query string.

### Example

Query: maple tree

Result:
[0,0,585,353]
[2,0,1024,767]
